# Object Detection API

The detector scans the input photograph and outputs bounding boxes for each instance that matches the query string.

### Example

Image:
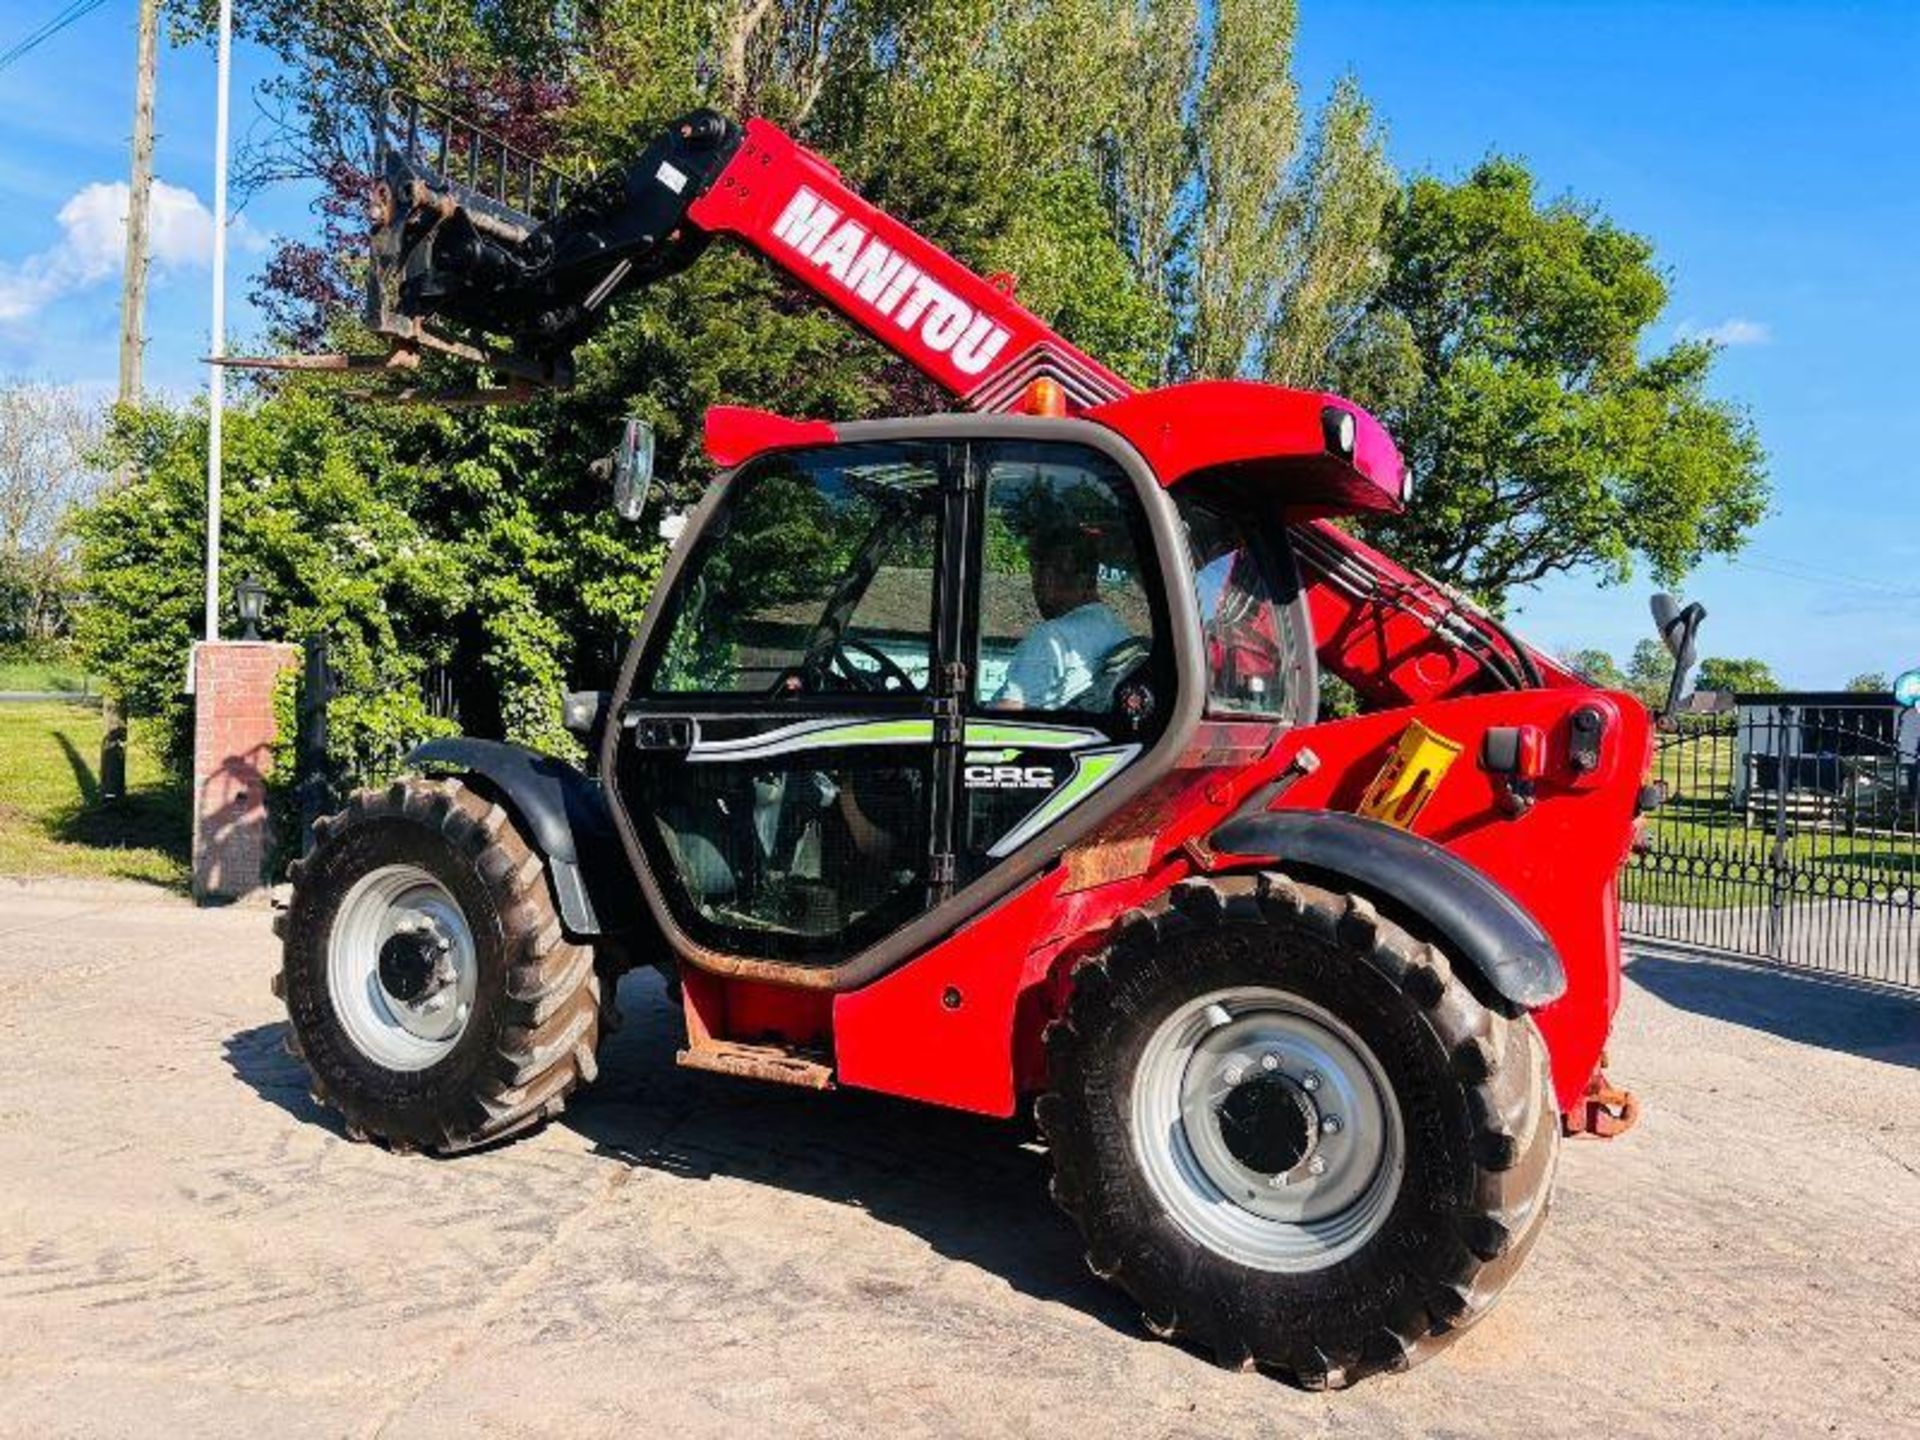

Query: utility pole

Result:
[117,0,161,407]
[105,0,161,802]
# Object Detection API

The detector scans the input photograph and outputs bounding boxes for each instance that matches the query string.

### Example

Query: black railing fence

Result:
[1624,700,1920,989]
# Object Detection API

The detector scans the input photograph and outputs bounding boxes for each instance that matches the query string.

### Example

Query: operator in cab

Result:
[992,524,1131,711]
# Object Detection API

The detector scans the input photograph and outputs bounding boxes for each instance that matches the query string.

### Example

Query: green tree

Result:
[1563,647,1627,690]
[1626,637,1675,710]
[1336,158,1769,609]
[1695,656,1780,695]
[1104,1,1396,382]
[1846,671,1890,694]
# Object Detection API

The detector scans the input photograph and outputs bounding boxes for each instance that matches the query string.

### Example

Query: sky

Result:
[0,1,1915,689]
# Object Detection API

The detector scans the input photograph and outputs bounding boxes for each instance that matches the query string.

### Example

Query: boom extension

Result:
[233,94,1131,411]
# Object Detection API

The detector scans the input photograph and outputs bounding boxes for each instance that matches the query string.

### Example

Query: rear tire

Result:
[274,778,602,1154]
[1037,872,1557,1386]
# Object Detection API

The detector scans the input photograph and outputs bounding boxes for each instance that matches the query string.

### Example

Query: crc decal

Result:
[964,763,1057,791]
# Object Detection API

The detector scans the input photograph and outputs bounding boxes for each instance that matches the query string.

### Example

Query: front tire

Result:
[274,779,602,1154]
[1037,872,1557,1386]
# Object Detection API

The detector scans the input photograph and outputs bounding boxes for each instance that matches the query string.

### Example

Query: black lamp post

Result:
[235,574,266,642]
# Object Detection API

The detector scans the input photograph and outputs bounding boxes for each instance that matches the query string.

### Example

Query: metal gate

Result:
[1623,698,1920,989]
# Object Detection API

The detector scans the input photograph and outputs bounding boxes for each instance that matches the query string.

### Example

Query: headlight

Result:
[1321,404,1356,457]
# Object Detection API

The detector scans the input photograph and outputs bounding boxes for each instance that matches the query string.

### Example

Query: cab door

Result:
[958,439,1172,881]
[616,442,959,965]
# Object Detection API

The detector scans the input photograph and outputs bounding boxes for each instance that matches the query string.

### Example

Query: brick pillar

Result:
[192,640,300,903]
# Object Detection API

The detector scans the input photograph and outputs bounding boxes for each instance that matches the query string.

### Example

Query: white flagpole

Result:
[204,0,232,641]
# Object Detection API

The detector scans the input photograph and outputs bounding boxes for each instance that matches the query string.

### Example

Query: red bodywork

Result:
[672,118,1649,1125]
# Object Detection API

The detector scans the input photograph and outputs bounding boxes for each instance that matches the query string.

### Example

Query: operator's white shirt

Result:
[994,602,1131,710]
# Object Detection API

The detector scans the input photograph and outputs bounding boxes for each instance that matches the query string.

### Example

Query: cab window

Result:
[646,445,941,697]
[1180,498,1307,720]
[973,444,1158,714]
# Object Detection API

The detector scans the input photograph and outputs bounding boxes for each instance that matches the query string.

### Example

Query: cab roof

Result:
[703,380,1408,521]
[1085,381,1407,518]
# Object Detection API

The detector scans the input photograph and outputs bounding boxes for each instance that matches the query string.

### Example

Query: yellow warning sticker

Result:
[1357,720,1464,831]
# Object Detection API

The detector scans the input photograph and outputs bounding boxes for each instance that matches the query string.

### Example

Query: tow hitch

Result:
[1563,1053,1640,1138]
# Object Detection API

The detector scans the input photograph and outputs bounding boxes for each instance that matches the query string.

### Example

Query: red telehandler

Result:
[262,97,1685,1385]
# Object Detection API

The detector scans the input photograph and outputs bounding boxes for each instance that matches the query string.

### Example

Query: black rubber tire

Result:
[273,778,602,1155]
[1036,871,1558,1387]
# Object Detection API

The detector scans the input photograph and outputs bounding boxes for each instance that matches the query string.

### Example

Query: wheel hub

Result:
[377,919,452,1005]
[1217,1071,1318,1176]
[1132,987,1406,1272]
[326,866,478,1071]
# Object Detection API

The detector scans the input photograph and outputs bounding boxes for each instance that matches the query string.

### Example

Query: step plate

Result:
[676,1041,834,1090]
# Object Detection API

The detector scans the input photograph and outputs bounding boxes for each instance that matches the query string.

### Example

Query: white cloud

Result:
[0,180,261,325]
[1676,317,1771,347]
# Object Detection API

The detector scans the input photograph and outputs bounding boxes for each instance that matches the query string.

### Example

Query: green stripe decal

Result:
[691,717,1108,764]
[987,744,1141,858]
[688,717,933,763]
[961,721,1107,750]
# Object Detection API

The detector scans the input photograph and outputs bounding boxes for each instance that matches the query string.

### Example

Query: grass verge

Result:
[0,660,96,693]
[0,700,189,888]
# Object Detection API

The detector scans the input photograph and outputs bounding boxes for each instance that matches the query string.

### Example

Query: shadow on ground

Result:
[224,969,1139,1339]
[223,1024,352,1140]
[1626,951,1920,1069]
[43,724,190,885]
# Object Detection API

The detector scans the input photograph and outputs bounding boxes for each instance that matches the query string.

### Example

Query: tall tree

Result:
[1846,671,1890,694]
[1103,1,1395,383]
[0,385,103,641]
[1183,0,1302,379]
[1260,77,1397,388]
[1336,158,1769,610]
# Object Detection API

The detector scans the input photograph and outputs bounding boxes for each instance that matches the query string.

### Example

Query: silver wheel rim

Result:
[1129,986,1404,1272]
[325,864,478,1072]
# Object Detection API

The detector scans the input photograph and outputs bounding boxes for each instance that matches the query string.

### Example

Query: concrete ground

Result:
[1,879,1916,1439]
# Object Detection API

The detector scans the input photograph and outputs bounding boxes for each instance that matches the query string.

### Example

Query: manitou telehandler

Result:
[261,97,1687,1385]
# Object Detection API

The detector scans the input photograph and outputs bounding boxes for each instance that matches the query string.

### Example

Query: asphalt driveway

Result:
[1,879,1916,1437]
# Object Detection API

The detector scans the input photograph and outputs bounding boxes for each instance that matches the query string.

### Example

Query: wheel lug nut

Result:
[1224,1067,1245,1087]
[1260,1053,1279,1073]
[1301,1071,1321,1092]
[1321,1115,1342,1135]
[1307,1156,1327,1176]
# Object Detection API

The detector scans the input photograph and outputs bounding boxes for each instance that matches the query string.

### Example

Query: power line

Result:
[1725,557,1920,602]
[1740,549,1920,597]
[0,0,109,77]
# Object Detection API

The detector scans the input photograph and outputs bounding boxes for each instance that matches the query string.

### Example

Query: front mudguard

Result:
[407,737,640,938]
[1208,809,1565,1012]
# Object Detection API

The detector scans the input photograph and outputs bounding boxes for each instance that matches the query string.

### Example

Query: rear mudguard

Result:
[1207,809,1565,1011]
[406,738,638,938]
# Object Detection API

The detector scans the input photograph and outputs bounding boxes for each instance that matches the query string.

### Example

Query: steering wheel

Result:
[827,637,916,694]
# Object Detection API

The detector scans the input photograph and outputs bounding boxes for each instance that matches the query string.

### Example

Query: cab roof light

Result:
[1020,376,1068,418]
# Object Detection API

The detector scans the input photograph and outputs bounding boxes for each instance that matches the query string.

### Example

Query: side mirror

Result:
[609,418,655,521]
[1649,591,1708,719]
